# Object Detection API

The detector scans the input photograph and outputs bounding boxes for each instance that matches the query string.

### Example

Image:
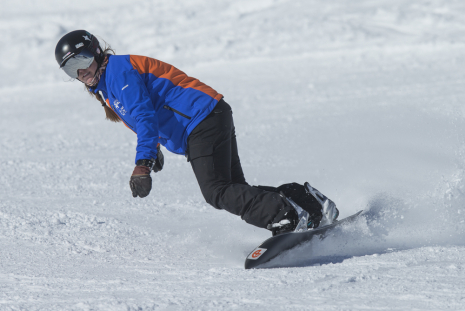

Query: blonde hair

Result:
[86,44,121,123]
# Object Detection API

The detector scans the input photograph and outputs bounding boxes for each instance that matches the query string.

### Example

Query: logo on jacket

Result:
[114,100,126,116]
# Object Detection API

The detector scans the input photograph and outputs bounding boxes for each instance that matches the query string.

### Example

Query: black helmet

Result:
[55,30,104,79]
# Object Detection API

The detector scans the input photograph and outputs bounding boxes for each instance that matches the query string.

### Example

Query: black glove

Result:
[129,145,164,198]
[130,165,152,198]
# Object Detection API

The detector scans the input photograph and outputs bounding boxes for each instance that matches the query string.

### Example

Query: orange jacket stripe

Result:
[130,55,223,102]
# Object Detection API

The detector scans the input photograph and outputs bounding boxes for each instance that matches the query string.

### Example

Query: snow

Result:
[1,0,465,309]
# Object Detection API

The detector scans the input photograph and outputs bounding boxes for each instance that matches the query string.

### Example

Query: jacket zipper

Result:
[163,105,192,120]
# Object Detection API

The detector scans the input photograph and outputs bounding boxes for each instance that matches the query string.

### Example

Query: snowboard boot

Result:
[258,182,339,236]
[276,182,339,228]
[267,192,318,236]
[267,208,299,236]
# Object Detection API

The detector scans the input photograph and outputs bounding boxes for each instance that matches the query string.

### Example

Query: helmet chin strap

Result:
[76,64,99,86]
[86,71,100,87]
[86,55,109,89]
[77,71,97,86]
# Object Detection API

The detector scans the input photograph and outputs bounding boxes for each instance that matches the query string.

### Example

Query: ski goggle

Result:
[60,49,94,79]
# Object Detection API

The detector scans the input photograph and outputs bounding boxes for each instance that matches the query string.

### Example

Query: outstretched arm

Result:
[112,70,162,198]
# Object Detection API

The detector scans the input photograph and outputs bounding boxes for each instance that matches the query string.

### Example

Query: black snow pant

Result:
[187,99,292,229]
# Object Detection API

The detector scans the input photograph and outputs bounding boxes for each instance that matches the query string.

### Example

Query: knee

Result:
[199,181,226,210]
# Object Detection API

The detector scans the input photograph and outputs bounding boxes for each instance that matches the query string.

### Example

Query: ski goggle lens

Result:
[60,49,94,79]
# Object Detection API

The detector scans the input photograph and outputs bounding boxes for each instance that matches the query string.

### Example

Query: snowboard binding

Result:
[304,182,339,227]
[267,182,339,236]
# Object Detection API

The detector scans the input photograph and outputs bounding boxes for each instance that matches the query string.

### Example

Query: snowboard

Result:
[244,210,363,269]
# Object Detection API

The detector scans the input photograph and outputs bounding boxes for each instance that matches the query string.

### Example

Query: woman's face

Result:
[77,59,98,85]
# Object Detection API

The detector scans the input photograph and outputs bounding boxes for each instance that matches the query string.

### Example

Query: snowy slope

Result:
[1,0,465,310]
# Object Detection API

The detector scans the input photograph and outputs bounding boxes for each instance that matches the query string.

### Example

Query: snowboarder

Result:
[54,30,339,236]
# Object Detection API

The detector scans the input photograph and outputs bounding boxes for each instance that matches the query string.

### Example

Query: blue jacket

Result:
[93,55,223,163]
